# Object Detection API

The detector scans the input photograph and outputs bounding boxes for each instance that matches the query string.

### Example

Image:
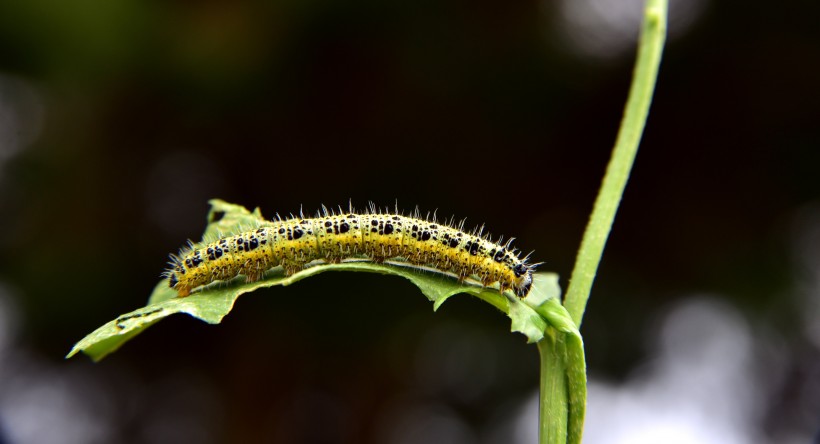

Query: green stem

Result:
[537,1,667,443]
[538,332,568,444]
[563,0,668,327]
[535,299,586,444]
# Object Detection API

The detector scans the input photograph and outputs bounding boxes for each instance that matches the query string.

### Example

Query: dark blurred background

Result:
[0,0,818,442]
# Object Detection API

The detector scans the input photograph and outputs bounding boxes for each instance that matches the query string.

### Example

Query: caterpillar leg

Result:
[282,262,306,276]
[244,260,269,283]
[480,274,494,288]
[245,271,262,283]
[498,284,513,297]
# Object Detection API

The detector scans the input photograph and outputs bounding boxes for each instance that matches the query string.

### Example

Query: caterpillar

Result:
[165,206,537,298]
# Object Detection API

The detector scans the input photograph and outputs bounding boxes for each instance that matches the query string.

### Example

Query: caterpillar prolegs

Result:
[165,207,538,298]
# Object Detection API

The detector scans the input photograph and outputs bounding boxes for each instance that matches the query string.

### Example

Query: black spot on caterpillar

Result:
[164,206,537,298]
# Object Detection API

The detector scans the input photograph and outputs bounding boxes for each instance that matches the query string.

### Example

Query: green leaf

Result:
[67,200,563,361]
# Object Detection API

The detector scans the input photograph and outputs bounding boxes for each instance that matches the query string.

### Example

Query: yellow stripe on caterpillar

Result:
[164,208,537,298]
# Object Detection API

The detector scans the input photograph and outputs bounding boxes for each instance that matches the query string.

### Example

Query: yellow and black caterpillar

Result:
[165,207,536,298]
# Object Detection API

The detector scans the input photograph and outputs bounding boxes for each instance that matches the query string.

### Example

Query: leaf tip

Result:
[431,295,452,311]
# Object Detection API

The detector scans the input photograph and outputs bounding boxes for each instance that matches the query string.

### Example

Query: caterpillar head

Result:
[163,256,190,296]
[513,263,534,298]
[168,272,179,289]
[164,257,183,290]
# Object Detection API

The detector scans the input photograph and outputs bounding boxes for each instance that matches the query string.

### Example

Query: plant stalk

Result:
[563,0,668,327]
[538,332,568,444]
[537,1,667,443]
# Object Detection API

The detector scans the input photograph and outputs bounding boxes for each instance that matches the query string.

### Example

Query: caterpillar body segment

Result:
[166,210,537,298]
